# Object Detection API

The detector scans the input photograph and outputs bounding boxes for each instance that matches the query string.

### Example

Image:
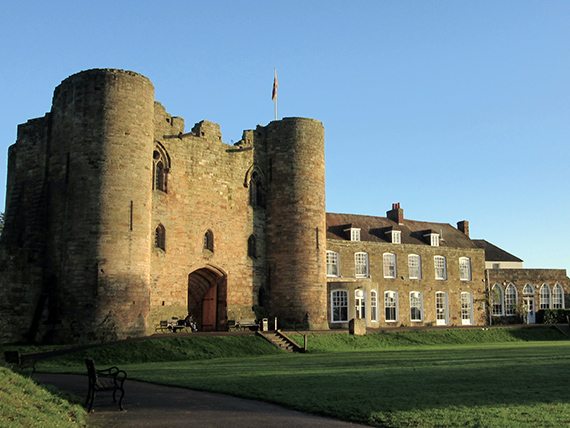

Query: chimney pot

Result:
[457,220,470,237]
[387,203,404,225]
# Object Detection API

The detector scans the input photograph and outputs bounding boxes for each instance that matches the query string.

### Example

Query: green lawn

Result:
[12,327,570,427]
[0,367,86,427]
[115,341,570,427]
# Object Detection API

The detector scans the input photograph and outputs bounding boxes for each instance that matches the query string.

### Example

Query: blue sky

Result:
[1,1,568,272]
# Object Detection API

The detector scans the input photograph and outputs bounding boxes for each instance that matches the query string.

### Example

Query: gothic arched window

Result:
[155,224,166,251]
[248,235,257,259]
[204,229,214,252]
[153,145,170,193]
[249,171,265,208]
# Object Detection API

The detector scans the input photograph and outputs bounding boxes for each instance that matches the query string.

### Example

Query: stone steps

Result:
[256,330,304,353]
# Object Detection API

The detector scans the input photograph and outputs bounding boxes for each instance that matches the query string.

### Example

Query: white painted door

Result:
[436,292,448,325]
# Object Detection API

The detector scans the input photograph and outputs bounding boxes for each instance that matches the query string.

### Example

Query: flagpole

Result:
[272,68,278,121]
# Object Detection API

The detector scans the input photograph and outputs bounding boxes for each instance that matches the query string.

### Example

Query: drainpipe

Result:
[487,269,492,326]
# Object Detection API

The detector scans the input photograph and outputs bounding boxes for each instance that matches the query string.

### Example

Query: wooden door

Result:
[202,284,217,332]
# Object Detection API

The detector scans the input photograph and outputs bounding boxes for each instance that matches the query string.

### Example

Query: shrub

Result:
[541,309,570,324]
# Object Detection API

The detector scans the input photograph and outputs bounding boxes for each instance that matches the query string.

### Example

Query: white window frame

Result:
[540,283,551,309]
[429,233,439,247]
[331,290,348,323]
[553,283,564,309]
[459,257,471,281]
[492,284,504,316]
[505,283,518,316]
[408,254,421,279]
[326,251,339,277]
[370,290,378,322]
[384,291,398,322]
[435,291,448,325]
[410,291,423,322]
[355,290,366,320]
[350,228,361,242]
[461,292,473,325]
[434,256,446,280]
[523,283,534,294]
[391,230,401,244]
[355,252,369,278]
[383,253,397,278]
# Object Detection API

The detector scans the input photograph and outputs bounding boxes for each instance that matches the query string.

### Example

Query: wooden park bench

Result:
[231,319,258,331]
[4,351,37,375]
[155,320,169,333]
[156,319,191,333]
[85,358,127,412]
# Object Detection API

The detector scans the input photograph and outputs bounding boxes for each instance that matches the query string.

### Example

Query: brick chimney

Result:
[387,203,404,225]
[457,220,469,237]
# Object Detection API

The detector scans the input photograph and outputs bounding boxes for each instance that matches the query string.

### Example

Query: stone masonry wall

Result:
[327,240,486,327]
[148,105,259,332]
[265,118,328,329]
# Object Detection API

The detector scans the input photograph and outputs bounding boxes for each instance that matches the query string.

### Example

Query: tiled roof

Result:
[326,212,477,248]
[472,239,523,262]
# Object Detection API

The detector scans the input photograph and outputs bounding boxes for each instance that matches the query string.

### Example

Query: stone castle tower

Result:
[0,69,328,343]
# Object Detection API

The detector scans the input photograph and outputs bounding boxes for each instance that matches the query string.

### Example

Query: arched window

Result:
[523,283,534,294]
[383,253,397,278]
[553,283,564,309]
[249,171,265,208]
[434,256,446,280]
[459,257,471,281]
[370,290,378,322]
[408,254,421,279]
[326,251,339,277]
[384,291,398,322]
[355,290,366,319]
[540,283,551,309]
[410,291,423,322]
[461,292,473,325]
[331,290,348,322]
[505,283,518,315]
[436,291,448,325]
[355,252,369,278]
[155,224,166,251]
[153,145,170,193]
[204,229,214,252]
[492,284,504,316]
[248,235,256,259]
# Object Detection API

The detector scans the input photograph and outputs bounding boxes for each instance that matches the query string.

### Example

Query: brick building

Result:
[0,69,567,343]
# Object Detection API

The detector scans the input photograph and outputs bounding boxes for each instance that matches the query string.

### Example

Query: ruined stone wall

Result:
[327,240,486,327]
[0,116,51,342]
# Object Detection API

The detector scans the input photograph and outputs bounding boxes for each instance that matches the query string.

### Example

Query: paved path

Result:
[36,373,369,428]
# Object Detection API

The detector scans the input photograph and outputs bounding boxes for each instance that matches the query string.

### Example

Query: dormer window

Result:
[347,228,361,242]
[391,230,401,244]
[424,232,439,247]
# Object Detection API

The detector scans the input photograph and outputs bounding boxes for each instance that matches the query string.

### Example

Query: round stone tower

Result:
[264,117,328,329]
[46,69,155,342]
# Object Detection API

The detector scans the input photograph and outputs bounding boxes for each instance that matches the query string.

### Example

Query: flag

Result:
[272,69,278,101]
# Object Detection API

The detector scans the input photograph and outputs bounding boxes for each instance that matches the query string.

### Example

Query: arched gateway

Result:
[187,266,227,332]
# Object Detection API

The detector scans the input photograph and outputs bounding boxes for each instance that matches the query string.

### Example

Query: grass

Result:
[0,367,86,427]
[4,326,570,427]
